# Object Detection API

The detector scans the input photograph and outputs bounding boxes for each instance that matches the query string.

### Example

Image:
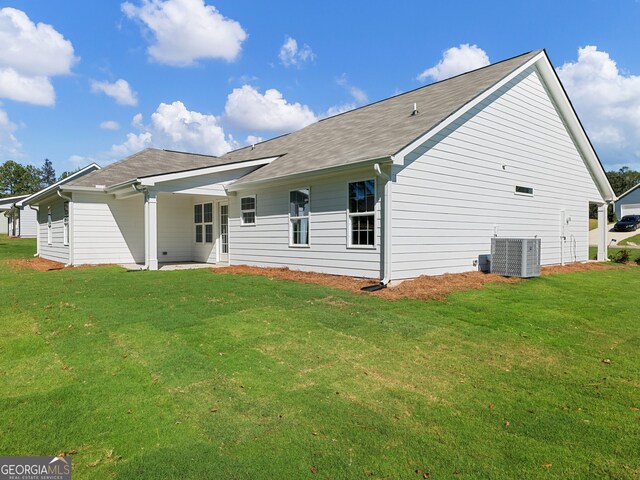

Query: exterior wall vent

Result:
[490,238,541,278]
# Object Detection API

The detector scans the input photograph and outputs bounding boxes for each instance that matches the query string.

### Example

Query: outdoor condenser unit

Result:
[490,238,541,278]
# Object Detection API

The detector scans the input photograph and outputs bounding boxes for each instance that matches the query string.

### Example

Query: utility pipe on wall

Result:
[374,162,393,285]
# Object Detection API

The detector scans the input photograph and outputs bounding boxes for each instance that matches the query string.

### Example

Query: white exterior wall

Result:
[230,167,382,278]
[38,197,69,264]
[615,187,640,219]
[392,66,603,279]
[73,192,144,264]
[0,213,7,235]
[157,193,194,262]
[17,207,38,237]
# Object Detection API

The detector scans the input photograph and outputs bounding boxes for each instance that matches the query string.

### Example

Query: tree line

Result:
[0,159,79,198]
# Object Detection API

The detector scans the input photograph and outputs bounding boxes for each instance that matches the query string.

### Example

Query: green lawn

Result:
[589,245,640,262]
[589,218,598,230]
[1,239,639,479]
[618,233,640,247]
[0,234,37,259]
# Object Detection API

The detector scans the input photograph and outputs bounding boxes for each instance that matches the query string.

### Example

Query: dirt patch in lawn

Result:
[214,261,625,301]
[2,257,66,271]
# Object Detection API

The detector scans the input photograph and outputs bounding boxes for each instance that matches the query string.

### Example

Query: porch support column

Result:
[145,190,159,270]
[597,203,608,262]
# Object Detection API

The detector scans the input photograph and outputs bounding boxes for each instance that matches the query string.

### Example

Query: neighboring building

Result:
[28,50,615,279]
[17,164,101,260]
[614,184,640,220]
[0,194,37,238]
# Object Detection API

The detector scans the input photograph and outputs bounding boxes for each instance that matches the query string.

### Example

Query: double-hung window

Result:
[240,196,256,225]
[47,206,52,245]
[348,179,375,247]
[194,203,213,243]
[63,202,69,246]
[289,188,310,246]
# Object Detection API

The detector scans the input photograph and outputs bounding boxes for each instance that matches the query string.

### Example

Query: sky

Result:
[0,0,639,176]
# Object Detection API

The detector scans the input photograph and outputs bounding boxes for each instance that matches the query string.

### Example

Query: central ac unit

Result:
[490,238,541,278]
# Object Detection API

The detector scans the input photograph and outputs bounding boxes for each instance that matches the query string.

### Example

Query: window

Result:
[63,202,69,246]
[348,179,375,247]
[289,188,310,246]
[515,185,534,196]
[241,196,256,225]
[194,203,213,243]
[47,206,52,245]
[220,204,229,254]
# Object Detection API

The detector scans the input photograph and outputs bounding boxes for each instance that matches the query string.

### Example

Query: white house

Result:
[614,184,640,219]
[0,194,38,238]
[28,50,615,280]
[17,164,101,261]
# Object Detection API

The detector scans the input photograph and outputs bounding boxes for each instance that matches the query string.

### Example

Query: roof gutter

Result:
[227,155,394,192]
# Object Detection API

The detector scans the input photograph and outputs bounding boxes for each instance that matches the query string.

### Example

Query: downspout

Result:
[28,204,39,257]
[374,162,393,286]
[132,184,149,269]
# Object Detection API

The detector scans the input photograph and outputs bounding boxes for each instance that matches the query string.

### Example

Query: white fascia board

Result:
[394,52,546,163]
[533,54,615,202]
[19,163,102,206]
[138,157,279,186]
[61,185,107,193]
[227,155,393,192]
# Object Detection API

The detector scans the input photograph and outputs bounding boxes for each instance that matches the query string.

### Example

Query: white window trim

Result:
[63,202,69,246]
[194,202,214,244]
[289,187,310,248]
[240,195,257,226]
[46,207,52,246]
[514,185,534,197]
[347,178,377,249]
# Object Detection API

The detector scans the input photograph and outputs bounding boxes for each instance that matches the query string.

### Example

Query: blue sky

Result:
[1,0,639,175]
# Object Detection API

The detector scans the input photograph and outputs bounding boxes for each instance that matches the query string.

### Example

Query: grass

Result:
[618,233,640,247]
[0,234,36,259]
[1,238,639,479]
[589,218,598,230]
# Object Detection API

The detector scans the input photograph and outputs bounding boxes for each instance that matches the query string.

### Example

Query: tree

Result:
[0,161,42,197]
[58,167,81,181]
[40,158,56,188]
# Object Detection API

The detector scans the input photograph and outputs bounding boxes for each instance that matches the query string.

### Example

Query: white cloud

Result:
[323,103,356,118]
[557,46,640,167]
[91,79,138,106]
[336,74,368,103]
[100,120,120,130]
[417,44,490,82]
[0,7,76,106]
[131,113,143,127]
[111,100,231,156]
[0,107,22,157]
[122,0,247,66]
[245,134,263,146]
[224,85,317,132]
[278,36,315,67]
[68,154,97,167]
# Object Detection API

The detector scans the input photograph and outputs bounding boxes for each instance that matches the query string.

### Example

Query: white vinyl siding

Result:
[73,192,144,265]
[392,66,602,279]
[230,168,381,278]
[37,197,69,264]
[15,207,38,238]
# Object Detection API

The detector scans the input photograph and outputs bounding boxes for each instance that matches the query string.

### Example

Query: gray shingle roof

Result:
[226,50,542,185]
[68,50,541,189]
[68,149,227,187]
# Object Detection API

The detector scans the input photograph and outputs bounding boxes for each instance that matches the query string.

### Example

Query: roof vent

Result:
[251,144,255,150]
[411,103,419,116]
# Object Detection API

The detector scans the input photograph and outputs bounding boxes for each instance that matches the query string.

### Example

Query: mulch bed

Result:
[2,257,66,271]
[213,261,624,301]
